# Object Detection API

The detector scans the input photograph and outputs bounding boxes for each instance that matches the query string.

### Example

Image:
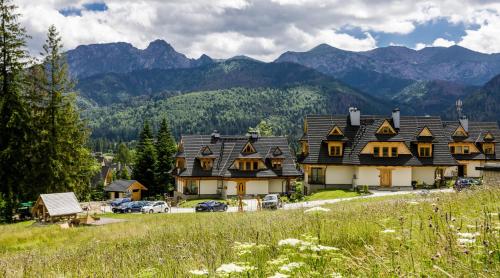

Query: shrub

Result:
[289,181,304,202]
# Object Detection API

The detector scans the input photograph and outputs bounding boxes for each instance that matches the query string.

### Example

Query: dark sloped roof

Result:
[174,135,301,178]
[299,115,457,166]
[443,121,500,160]
[105,179,138,192]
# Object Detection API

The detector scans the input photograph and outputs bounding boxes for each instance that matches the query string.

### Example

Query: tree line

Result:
[0,1,96,222]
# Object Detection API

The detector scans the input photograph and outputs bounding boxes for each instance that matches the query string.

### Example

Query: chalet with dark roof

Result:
[173,131,301,198]
[298,107,490,191]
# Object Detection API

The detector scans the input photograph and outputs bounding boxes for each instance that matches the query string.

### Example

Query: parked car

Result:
[113,201,150,213]
[141,201,169,213]
[454,178,471,191]
[262,194,282,210]
[195,200,228,212]
[110,198,131,208]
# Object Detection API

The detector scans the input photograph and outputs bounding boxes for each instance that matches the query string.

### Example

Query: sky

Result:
[14,0,500,61]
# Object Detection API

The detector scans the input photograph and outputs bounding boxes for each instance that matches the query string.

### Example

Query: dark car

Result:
[454,178,471,191]
[111,198,131,208]
[195,201,228,212]
[113,201,150,213]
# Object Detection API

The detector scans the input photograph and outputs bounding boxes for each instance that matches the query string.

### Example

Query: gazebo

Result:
[32,192,82,223]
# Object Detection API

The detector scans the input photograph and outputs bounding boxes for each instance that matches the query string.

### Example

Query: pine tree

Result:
[132,122,157,195]
[0,0,30,222]
[155,118,177,194]
[30,25,97,197]
[116,142,131,165]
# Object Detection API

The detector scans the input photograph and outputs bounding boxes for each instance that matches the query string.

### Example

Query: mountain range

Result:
[67,39,500,142]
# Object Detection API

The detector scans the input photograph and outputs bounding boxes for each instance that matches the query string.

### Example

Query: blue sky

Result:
[15,0,500,61]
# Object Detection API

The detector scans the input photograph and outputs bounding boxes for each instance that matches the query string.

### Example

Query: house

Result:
[298,108,460,192]
[91,165,113,188]
[104,179,148,200]
[443,117,500,178]
[32,192,82,223]
[172,131,302,198]
[476,163,500,186]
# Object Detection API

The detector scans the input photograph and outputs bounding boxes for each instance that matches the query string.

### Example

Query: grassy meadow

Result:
[0,187,498,277]
[304,189,361,201]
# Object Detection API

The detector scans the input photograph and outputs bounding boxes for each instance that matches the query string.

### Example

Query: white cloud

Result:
[12,0,500,61]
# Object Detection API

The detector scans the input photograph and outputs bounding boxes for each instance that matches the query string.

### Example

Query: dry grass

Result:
[0,187,498,277]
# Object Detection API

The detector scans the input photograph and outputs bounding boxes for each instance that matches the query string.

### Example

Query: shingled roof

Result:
[36,192,82,217]
[299,115,457,166]
[105,180,139,192]
[443,121,500,160]
[174,135,301,178]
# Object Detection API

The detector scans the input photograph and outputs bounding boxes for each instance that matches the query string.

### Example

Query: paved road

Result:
[166,188,453,214]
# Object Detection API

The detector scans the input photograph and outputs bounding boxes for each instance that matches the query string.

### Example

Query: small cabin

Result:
[32,192,82,223]
[104,179,148,201]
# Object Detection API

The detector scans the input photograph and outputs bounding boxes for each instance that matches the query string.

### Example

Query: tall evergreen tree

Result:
[116,142,131,165]
[30,25,97,197]
[0,0,30,222]
[155,118,176,194]
[133,122,157,194]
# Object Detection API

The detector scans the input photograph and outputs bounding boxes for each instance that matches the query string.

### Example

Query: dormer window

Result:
[328,142,343,156]
[242,142,256,154]
[176,158,186,170]
[328,125,344,136]
[449,143,476,154]
[418,127,433,137]
[418,143,432,157]
[200,159,213,170]
[236,160,260,171]
[301,141,309,155]
[452,126,468,137]
[483,143,495,154]
[272,160,282,170]
[376,120,397,135]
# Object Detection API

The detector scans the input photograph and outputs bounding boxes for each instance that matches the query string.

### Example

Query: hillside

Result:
[456,74,500,121]
[83,86,385,142]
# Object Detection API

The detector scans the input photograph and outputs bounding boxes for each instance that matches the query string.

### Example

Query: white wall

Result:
[356,167,380,186]
[325,166,355,184]
[225,181,237,196]
[269,179,286,193]
[412,167,436,185]
[463,160,483,177]
[199,180,218,194]
[444,166,457,177]
[392,167,412,187]
[246,180,269,195]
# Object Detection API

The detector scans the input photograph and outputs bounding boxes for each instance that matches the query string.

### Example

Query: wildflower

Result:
[408,201,419,205]
[189,269,209,276]
[216,263,245,274]
[457,238,475,245]
[488,212,498,216]
[279,262,303,272]
[466,224,475,228]
[457,232,480,239]
[381,229,396,233]
[278,238,304,246]
[331,272,342,278]
[268,273,290,278]
[234,242,256,250]
[267,257,288,265]
[304,206,330,213]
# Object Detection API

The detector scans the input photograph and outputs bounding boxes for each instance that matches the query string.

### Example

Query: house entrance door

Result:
[237,182,246,196]
[379,169,392,187]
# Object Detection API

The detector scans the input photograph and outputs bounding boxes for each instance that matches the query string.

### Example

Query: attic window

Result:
[418,127,433,137]
[242,142,256,154]
[418,143,432,157]
[200,159,213,170]
[328,126,343,136]
[376,120,396,135]
[483,143,495,154]
[484,132,495,140]
[273,147,283,156]
[201,146,213,155]
[452,126,468,137]
[272,160,282,170]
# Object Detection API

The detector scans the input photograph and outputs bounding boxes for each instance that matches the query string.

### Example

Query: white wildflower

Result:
[331,272,343,278]
[457,232,480,239]
[466,224,476,228]
[488,212,498,216]
[408,201,419,205]
[279,262,303,272]
[457,238,476,245]
[381,229,396,233]
[189,269,209,276]
[234,242,256,250]
[278,238,304,247]
[267,257,288,265]
[216,263,245,274]
[317,245,339,251]
[268,273,290,278]
[304,206,330,213]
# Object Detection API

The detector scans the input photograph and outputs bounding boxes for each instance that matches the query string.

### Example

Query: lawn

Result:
[0,187,498,277]
[178,198,241,208]
[305,189,361,201]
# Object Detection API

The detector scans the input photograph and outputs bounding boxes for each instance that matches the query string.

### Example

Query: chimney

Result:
[248,130,259,140]
[349,107,360,126]
[392,108,400,129]
[459,115,468,132]
[211,130,220,140]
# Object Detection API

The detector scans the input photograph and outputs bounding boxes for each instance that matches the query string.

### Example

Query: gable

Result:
[328,125,344,136]
[484,132,495,140]
[376,120,397,135]
[452,125,468,137]
[241,142,256,154]
[201,145,213,155]
[273,146,283,156]
[418,126,433,137]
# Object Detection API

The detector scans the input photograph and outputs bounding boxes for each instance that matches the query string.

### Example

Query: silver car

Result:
[141,201,169,213]
[262,194,282,210]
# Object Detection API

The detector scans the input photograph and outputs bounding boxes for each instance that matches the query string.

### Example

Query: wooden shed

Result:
[32,192,82,223]
[104,180,148,201]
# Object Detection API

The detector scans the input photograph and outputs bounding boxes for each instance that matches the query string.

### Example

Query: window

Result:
[455,146,463,154]
[382,147,389,157]
[329,145,342,156]
[246,161,251,170]
[450,146,455,154]
[301,141,309,155]
[391,147,398,157]
[183,180,198,195]
[242,142,256,154]
[484,143,495,154]
[463,146,470,154]
[419,147,431,157]
[272,160,282,170]
[309,168,325,184]
[176,158,186,169]
[200,159,213,170]
[253,161,258,170]
[374,147,380,157]
[239,161,244,170]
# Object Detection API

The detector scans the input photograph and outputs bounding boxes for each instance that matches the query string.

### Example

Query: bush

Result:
[289,181,305,202]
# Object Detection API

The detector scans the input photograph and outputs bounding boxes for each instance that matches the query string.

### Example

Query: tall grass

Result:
[0,187,498,277]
